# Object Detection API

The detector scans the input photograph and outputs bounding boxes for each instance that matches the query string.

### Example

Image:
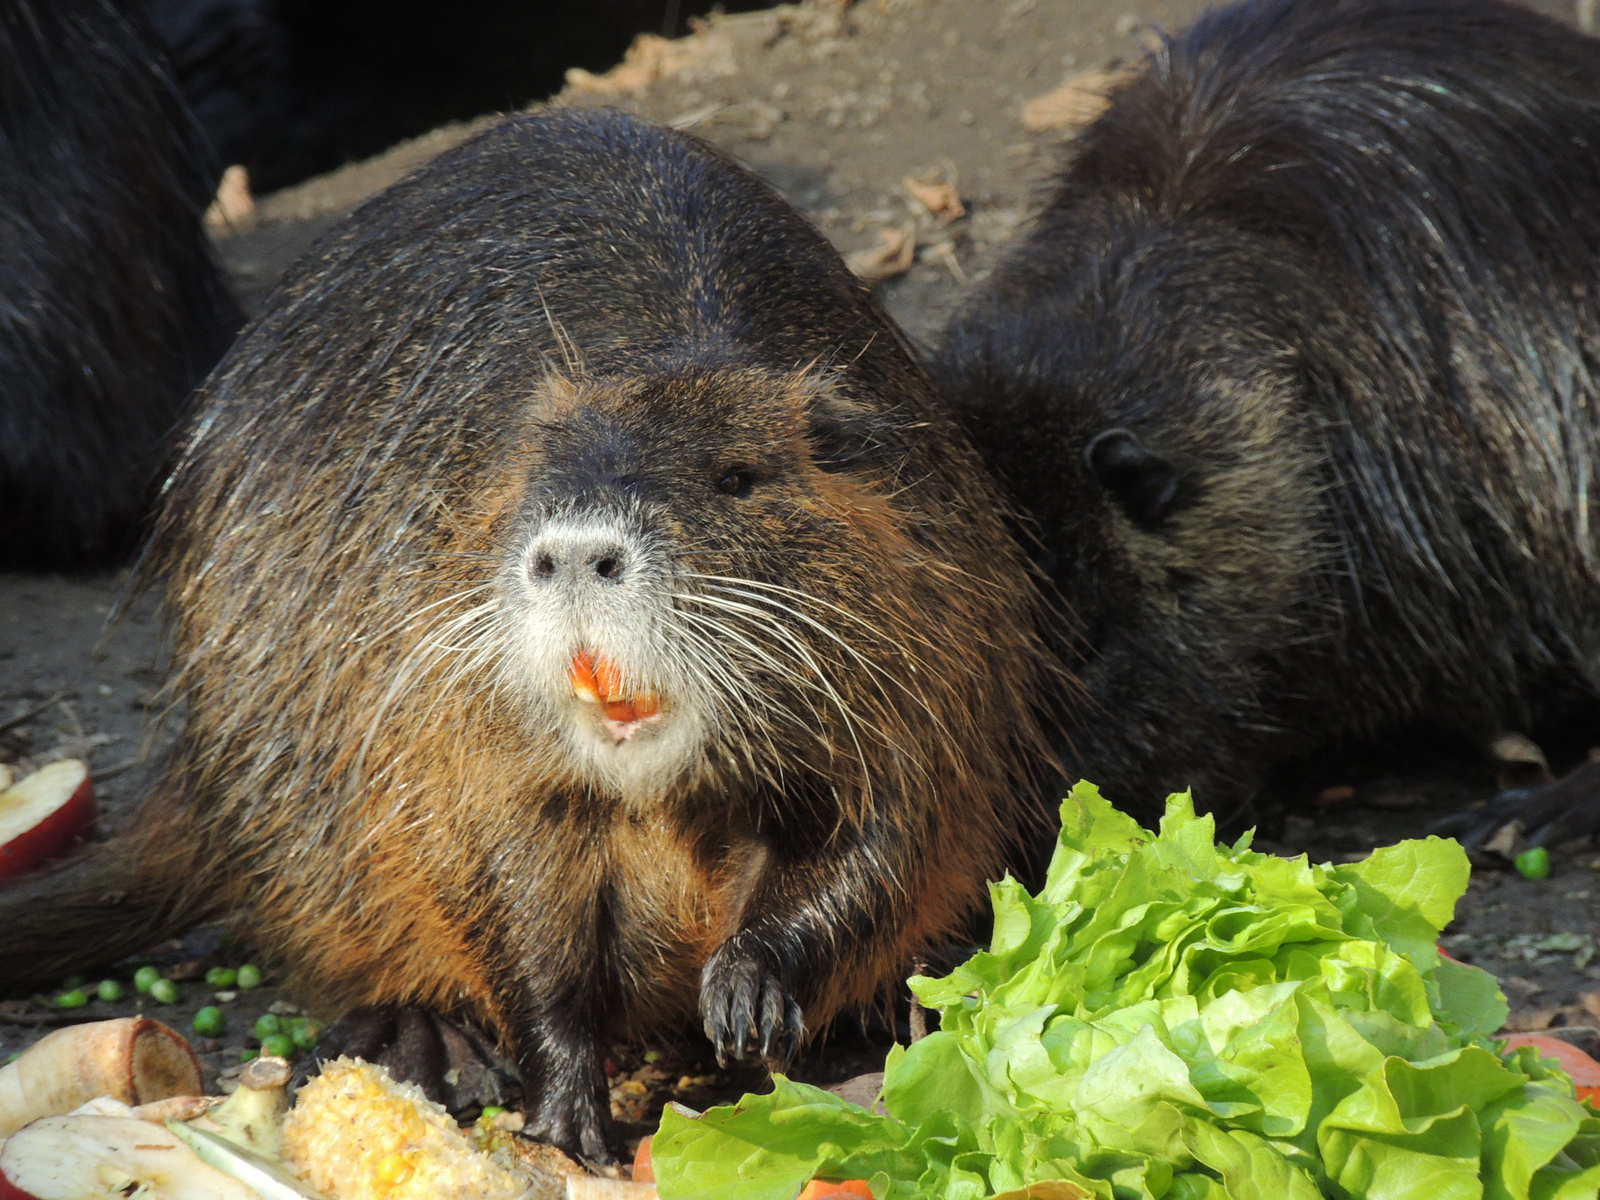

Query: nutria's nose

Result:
[527,532,632,586]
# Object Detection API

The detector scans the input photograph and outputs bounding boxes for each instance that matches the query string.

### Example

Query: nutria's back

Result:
[935,0,1600,822]
[2,108,1058,1160]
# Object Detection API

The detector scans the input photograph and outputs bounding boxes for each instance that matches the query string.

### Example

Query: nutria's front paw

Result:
[301,1004,514,1115]
[700,933,805,1069]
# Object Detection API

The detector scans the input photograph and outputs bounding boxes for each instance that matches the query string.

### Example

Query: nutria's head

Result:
[934,216,1335,815]
[495,362,948,807]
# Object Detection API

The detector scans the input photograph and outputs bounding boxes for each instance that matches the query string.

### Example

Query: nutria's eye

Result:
[716,469,751,496]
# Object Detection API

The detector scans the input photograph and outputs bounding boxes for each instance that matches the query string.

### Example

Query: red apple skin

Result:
[0,1168,36,1200]
[0,763,96,883]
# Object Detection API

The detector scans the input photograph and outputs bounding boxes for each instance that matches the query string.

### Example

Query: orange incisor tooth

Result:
[568,651,600,702]
[570,651,659,720]
[593,655,624,703]
[603,694,661,723]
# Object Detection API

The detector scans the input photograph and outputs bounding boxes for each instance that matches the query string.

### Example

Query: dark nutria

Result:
[0,0,240,566]
[932,0,1600,842]
[0,108,1056,1158]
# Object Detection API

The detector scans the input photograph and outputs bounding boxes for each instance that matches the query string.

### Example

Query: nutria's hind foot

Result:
[524,1087,612,1167]
[1430,757,1600,850]
[298,1004,515,1115]
[700,932,806,1071]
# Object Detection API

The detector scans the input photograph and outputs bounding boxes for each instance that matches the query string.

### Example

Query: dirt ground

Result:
[5,0,1600,1139]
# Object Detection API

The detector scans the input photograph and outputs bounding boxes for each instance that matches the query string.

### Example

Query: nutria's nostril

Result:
[533,553,556,579]
[594,555,623,580]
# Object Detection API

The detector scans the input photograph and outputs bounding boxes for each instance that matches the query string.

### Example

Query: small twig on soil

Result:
[92,755,148,783]
[56,698,85,740]
[0,692,66,736]
[0,998,111,1029]
[0,1008,104,1029]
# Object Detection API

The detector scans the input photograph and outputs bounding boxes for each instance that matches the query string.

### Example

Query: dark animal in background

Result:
[0,0,239,566]
[933,0,1600,842]
[131,0,778,193]
[139,0,294,182]
[0,109,1057,1159]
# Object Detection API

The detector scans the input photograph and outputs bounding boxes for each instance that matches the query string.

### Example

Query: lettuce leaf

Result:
[653,786,1599,1200]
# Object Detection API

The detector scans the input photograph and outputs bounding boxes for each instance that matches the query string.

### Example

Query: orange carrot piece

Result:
[1503,1032,1600,1102]
[631,1136,654,1183]
[797,1180,874,1200]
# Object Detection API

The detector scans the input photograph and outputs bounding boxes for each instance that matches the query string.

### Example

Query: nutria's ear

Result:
[1084,428,1180,526]
[807,388,898,473]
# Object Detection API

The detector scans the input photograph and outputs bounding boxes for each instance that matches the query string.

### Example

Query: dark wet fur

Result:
[933,0,1600,830]
[0,0,240,566]
[0,109,1057,1158]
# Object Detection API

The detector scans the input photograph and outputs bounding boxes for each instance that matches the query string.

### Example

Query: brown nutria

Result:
[1,0,240,566]
[0,107,1057,1159]
[932,0,1600,842]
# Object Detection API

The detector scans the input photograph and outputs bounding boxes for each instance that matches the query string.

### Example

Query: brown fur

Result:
[0,109,1056,1158]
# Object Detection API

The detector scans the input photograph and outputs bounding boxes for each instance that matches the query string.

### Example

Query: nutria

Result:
[1,0,240,566]
[0,108,1056,1159]
[932,0,1600,843]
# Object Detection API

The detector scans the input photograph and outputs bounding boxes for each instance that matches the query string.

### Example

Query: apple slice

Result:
[0,1114,260,1200]
[0,761,96,882]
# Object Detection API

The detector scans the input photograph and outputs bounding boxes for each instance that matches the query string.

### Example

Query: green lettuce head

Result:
[653,786,1600,1200]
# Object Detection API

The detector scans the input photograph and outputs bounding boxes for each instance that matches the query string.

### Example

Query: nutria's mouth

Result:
[568,650,664,745]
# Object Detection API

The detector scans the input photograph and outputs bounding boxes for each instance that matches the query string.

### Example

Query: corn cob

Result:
[282,1057,530,1200]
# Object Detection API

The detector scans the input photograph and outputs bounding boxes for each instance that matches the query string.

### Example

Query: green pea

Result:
[3,1051,19,1065]
[149,978,181,1004]
[1516,846,1552,880]
[239,1047,258,1062]
[54,989,89,1009]
[133,965,162,994]
[61,975,86,990]
[193,1006,226,1037]
[479,1106,506,1121]
[642,1049,662,1064]
[253,1013,282,1040]
[96,980,124,1003]
[290,1018,321,1051]
[235,964,262,990]
[204,967,237,989]
[259,1032,295,1059]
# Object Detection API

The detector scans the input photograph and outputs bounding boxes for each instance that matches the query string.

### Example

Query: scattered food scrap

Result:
[205,166,257,233]
[1019,66,1141,132]
[902,172,965,225]
[844,224,916,282]
[564,30,737,96]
